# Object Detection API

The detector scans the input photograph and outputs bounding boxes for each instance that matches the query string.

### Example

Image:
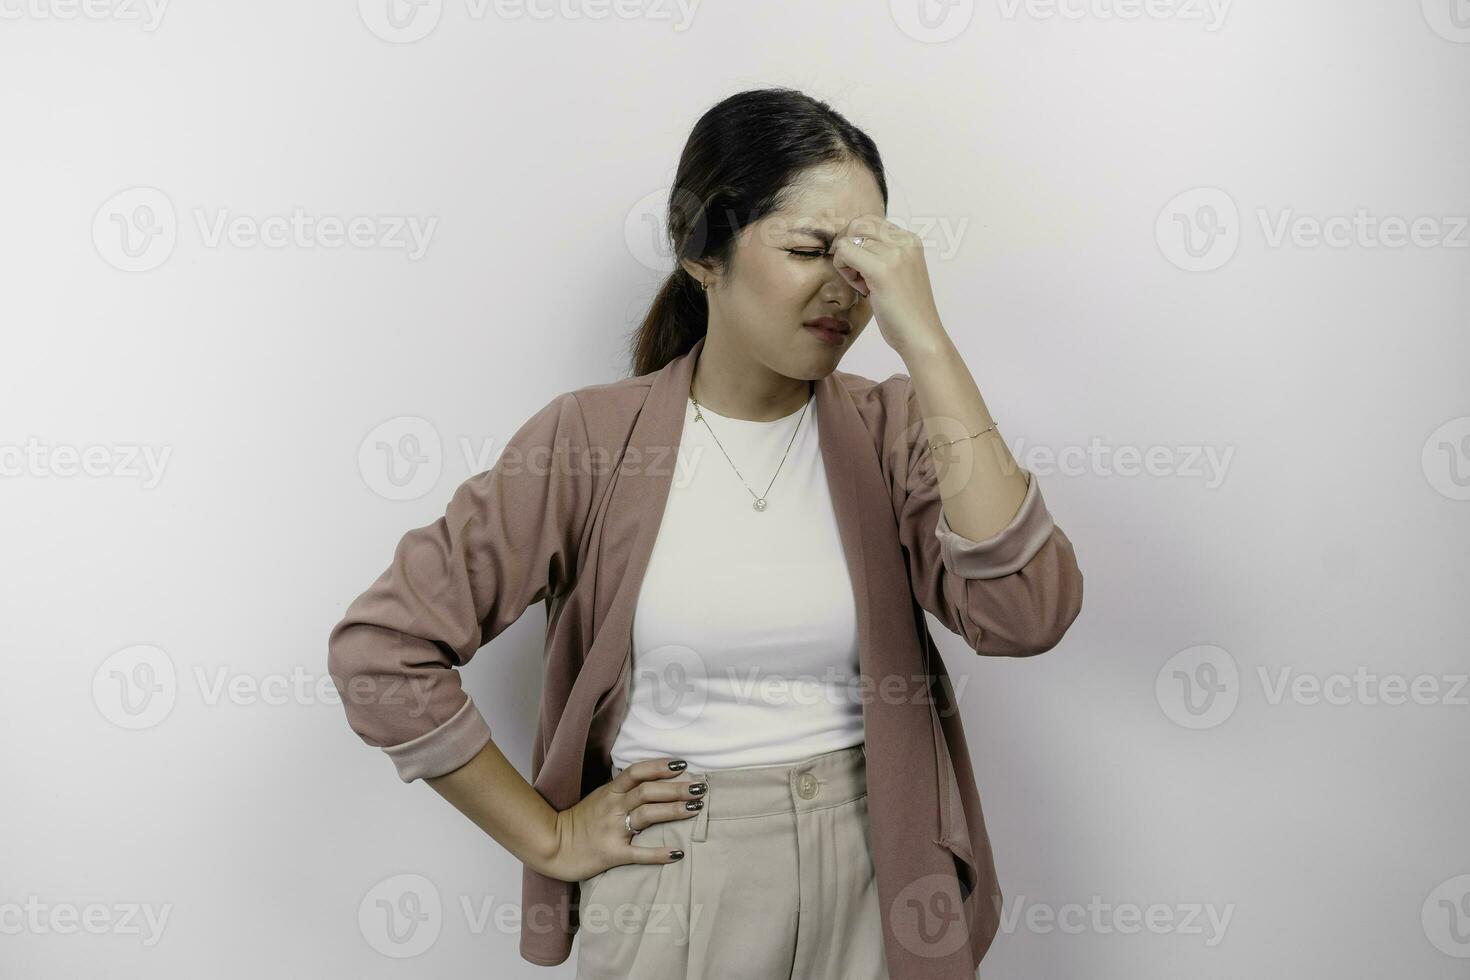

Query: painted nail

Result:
[668,760,688,771]
[688,782,707,795]
[684,800,704,811]
[669,850,684,860]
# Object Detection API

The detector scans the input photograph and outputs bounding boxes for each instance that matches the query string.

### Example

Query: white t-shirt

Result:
[609,388,865,772]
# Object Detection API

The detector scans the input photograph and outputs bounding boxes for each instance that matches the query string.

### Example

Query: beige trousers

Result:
[574,742,890,980]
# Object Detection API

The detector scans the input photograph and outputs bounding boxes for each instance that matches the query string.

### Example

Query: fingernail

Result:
[669,849,684,860]
[684,800,704,811]
[668,760,687,771]
[689,782,707,795]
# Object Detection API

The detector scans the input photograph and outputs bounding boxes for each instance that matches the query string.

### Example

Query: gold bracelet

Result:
[928,421,998,453]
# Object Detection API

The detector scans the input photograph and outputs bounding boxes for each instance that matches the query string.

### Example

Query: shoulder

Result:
[556,373,654,449]
[833,367,916,434]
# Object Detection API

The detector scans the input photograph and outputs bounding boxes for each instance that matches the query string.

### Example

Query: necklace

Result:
[689,381,813,512]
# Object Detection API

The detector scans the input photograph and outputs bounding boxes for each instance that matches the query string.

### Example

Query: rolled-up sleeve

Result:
[326,391,593,781]
[889,376,1084,657]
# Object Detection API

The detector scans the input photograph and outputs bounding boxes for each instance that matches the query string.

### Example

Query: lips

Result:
[803,317,850,335]
[805,323,846,346]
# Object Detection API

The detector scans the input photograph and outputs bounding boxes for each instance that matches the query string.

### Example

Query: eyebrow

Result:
[788,226,838,247]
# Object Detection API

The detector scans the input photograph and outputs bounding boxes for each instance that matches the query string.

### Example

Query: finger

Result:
[618,842,686,866]
[627,797,704,834]
[832,213,893,244]
[620,779,706,836]
[607,757,687,794]
[617,826,689,865]
[630,776,707,807]
[827,236,886,290]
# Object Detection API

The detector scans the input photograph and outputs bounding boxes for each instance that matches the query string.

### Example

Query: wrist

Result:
[896,326,953,366]
[528,808,564,874]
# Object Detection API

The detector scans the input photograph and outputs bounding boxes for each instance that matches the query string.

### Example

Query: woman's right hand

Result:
[543,757,707,884]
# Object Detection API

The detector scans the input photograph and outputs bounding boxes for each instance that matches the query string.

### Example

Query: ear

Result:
[678,257,714,288]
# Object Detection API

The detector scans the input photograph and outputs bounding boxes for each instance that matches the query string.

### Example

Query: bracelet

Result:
[928,421,998,453]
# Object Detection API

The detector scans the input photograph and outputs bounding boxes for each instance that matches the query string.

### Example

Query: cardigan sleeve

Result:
[889,376,1084,656]
[326,390,593,781]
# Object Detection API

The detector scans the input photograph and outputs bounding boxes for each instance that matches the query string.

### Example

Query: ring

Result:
[853,236,867,248]
[624,812,639,836]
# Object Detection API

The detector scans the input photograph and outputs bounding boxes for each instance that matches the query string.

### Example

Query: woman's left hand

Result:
[827,214,948,357]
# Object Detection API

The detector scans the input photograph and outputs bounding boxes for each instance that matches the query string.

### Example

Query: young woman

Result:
[328,87,1084,980]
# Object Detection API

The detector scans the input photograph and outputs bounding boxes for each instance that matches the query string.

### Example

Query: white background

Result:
[2,1,1467,977]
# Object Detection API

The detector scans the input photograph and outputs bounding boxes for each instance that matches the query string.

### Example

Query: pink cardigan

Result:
[327,334,1084,977]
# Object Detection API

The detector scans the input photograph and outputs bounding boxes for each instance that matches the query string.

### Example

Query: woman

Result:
[327,87,1084,980]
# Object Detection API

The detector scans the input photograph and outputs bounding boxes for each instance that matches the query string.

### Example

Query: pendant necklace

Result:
[689,381,812,512]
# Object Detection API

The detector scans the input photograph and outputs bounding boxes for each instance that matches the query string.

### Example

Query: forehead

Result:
[760,162,885,238]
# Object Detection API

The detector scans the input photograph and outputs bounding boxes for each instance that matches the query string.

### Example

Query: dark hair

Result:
[627,87,888,377]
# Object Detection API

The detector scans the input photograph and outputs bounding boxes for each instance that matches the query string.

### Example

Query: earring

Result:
[700,279,709,291]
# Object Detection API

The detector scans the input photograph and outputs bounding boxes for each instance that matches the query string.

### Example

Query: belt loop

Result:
[692,794,711,841]
[690,770,711,842]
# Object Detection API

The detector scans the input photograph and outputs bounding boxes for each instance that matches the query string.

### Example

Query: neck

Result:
[690,331,811,422]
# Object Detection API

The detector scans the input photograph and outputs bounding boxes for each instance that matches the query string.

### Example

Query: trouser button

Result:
[797,771,818,799]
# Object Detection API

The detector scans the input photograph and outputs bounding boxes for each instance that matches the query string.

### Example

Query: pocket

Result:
[579,867,610,907]
[580,818,668,909]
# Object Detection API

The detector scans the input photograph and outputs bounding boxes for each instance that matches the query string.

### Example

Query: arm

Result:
[326,390,595,865]
[882,341,1084,656]
[423,739,560,873]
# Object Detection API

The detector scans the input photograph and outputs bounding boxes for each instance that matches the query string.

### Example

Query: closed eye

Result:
[787,249,827,259]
